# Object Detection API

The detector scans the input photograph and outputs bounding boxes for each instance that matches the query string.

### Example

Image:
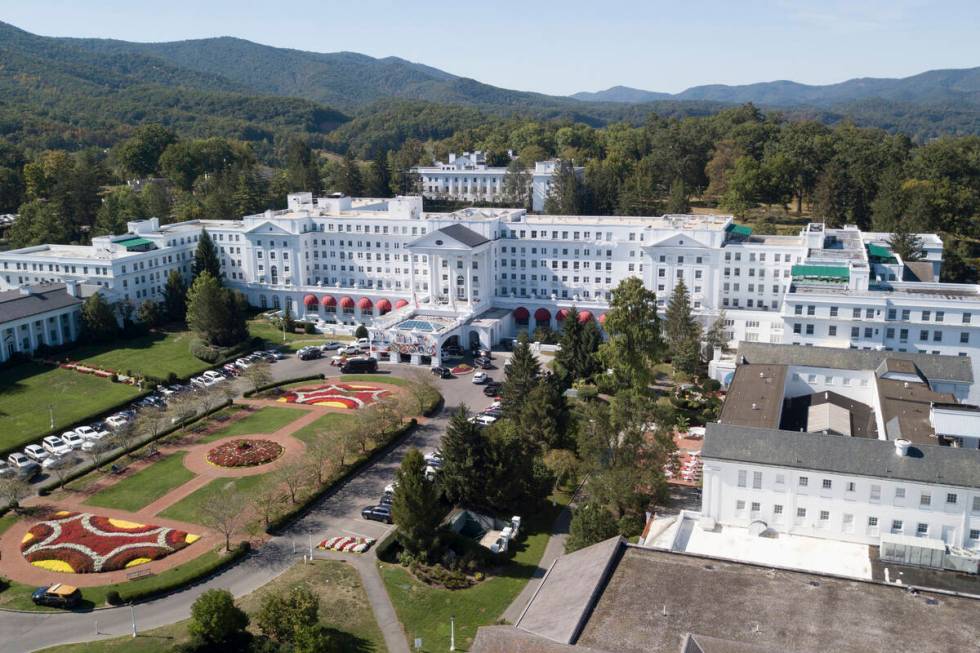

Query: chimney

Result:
[65,279,79,298]
[751,403,758,410]
[18,285,33,296]
[894,439,911,457]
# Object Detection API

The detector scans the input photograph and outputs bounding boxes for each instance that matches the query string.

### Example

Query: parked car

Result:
[81,431,111,452]
[222,364,240,376]
[60,432,85,450]
[469,414,497,427]
[7,453,40,478]
[42,436,71,457]
[262,349,286,360]
[341,358,378,374]
[156,385,176,398]
[384,481,399,495]
[341,345,360,356]
[483,382,502,397]
[190,376,208,388]
[320,341,343,351]
[443,344,463,356]
[42,454,69,470]
[24,444,49,462]
[0,460,14,479]
[203,370,225,383]
[379,492,394,506]
[105,414,131,430]
[472,371,489,384]
[298,346,323,361]
[431,366,452,379]
[234,358,252,369]
[31,584,81,609]
[361,505,393,524]
[473,357,493,369]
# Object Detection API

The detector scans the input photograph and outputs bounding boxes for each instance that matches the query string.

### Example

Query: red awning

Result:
[358,297,373,310]
[598,313,607,325]
[303,294,317,307]
[534,308,551,322]
[556,308,570,321]
[513,307,530,322]
[339,296,354,308]
[395,299,409,309]
[376,299,392,314]
[321,295,336,307]
[578,310,593,324]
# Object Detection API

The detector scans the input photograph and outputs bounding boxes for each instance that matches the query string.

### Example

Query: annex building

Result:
[3,192,980,372]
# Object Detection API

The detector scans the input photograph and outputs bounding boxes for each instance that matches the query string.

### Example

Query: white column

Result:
[429,254,439,302]
[465,255,473,305]
[409,255,416,296]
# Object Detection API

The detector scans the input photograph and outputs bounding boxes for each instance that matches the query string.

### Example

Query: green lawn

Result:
[200,406,306,442]
[0,362,140,453]
[0,548,226,612]
[339,374,412,387]
[248,318,351,353]
[85,452,194,512]
[380,496,569,652]
[33,560,385,653]
[69,329,210,380]
[290,411,356,445]
[160,475,267,525]
[0,513,17,536]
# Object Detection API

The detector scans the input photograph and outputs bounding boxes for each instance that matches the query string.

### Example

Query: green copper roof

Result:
[728,224,753,237]
[866,242,898,263]
[116,237,155,250]
[791,265,850,282]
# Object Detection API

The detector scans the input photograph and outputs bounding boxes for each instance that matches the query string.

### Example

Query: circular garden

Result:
[278,382,390,409]
[21,511,198,574]
[207,438,284,468]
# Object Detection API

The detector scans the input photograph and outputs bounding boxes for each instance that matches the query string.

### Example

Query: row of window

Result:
[793,304,972,325]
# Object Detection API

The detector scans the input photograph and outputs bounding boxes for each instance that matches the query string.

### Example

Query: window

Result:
[891,520,904,534]
[963,312,972,324]
[973,496,980,512]
[752,471,762,489]
[870,485,881,501]
[736,500,746,512]
[868,516,878,527]
[737,470,747,488]
[796,507,807,518]
[798,476,808,487]
[921,493,932,507]
[947,493,958,505]
[775,474,785,486]
[961,332,970,344]
[895,488,906,500]
[819,510,830,521]
[916,523,929,536]
[842,514,854,530]
[922,310,931,321]
[822,479,832,490]
[829,326,837,336]
[773,505,783,514]
[846,481,856,492]
[971,529,980,541]
[751,502,761,513]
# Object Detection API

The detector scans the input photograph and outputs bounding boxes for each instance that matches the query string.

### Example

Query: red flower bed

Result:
[451,363,474,375]
[21,511,198,574]
[207,439,283,467]
[278,383,389,409]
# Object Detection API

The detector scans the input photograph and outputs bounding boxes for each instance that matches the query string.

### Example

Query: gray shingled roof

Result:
[437,223,490,248]
[0,284,82,323]
[736,341,973,383]
[703,423,980,489]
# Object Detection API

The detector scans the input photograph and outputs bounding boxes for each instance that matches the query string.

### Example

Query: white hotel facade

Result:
[2,192,980,372]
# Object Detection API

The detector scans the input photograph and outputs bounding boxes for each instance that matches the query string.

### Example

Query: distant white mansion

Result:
[414,151,583,212]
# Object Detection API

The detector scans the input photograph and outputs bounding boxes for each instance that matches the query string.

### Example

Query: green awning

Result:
[116,237,155,250]
[728,224,753,237]
[866,243,898,263]
[791,265,850,282]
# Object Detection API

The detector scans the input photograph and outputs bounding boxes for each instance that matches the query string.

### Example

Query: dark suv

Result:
[32,584,81,608]
[361,505,392,524]
[298,347,322,361]
[431,366,452,379]
[342,358,379,373]
[483,382,502,397]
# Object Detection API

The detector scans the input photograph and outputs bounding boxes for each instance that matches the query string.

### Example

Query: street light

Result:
[449,614,455,651]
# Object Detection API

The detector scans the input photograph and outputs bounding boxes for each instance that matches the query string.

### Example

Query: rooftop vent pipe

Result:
[894,439,911,457]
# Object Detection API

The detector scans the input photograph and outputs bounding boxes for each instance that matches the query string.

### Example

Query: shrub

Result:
[190,340,222,364]
[354,324,369,340]
[617,513,646,538]
[303,322,316,335]
[106,590,122,606]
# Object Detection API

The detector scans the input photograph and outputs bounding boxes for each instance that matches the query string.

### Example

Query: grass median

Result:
[84,452,194,512]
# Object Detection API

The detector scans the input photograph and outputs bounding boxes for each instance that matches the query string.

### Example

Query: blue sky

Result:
[2,0,978,95]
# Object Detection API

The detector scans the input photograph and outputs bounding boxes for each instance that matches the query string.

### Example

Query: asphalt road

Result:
[1,352,507,653]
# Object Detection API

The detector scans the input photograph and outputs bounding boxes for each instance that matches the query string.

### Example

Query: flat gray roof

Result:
[735,341,973,384]
[0,284,82,323]
[718,364,786,429]
[578,547,980,653]
[703,423,980,489]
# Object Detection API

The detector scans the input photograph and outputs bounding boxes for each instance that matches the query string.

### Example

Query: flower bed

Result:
[317,535,375,553]
[206,438,284,467]
[21,511,199,574]
[450,363,473,375]
[277,383,390,409]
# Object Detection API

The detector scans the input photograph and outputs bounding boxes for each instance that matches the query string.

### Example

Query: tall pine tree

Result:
[439,406,488,507]
[391,449,442,560]
[502,336,541,417]
[193,228,222,281]
[598,277,664,388]
[163,270,187,323]
[339,150,364,197]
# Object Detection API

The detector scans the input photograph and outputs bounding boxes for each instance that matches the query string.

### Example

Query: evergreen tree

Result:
[665,178,690,213]
[193,228,222,281]
[367,150,392,197]
[163,270,188,323]
[704,310,729,357]
[137,299,162,328]
[566,502,619,553]
[598,277,665,388]
[554,307,601,387]
[9,199,72,248]
[232,166,265,217]
[503,158,532,208]
[439,406,488,507]
[663,279,698,348]
[483,420,551,511]
[94,187,145,236]
[501,336,541,417]
[888,224,925,262]
[339,150,364,197]
[80,293,119,343]
[186,272,248,347]
[543,160,584,214]
[285,138,321,193]
[519,380,567,451]
[391,449,442,561]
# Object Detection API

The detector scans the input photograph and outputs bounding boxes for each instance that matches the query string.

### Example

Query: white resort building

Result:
[414,151,583,212]
[1,191,980,375]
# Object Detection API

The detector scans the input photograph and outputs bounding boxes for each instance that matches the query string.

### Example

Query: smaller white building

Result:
[0,282,87,362]
[415,152,583,212]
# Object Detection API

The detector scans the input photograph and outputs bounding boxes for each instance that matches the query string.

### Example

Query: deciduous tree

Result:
[188,589,249,648]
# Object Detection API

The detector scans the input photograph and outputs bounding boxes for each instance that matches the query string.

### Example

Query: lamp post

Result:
[48,405,55,430]
[449,614,455,651]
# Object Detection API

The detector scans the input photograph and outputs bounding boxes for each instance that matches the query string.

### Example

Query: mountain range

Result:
[1,18,979,154]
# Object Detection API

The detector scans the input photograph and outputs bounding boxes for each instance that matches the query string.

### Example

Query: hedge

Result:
[108,542,249,605]
[266,418,419,534]
[243,373,326,398]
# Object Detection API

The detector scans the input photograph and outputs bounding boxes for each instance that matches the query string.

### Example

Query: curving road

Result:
[2,354,504,653]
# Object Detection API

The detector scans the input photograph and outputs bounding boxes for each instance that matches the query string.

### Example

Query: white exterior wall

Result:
[701,458,980,550]
[0,305,80,362]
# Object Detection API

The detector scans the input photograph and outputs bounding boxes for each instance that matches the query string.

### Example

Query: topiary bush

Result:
[106,590,122,606]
